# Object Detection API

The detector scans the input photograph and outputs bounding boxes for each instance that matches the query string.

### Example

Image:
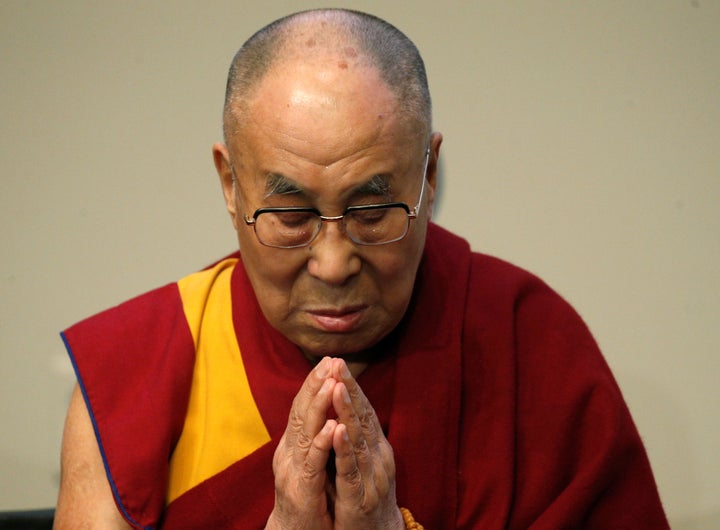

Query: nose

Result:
[306,219,361,285]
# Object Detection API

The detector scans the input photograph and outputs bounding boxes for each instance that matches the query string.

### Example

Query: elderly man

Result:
[55,8,669,529]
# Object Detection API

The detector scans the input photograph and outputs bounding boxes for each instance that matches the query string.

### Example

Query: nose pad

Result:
[319,215,346,235]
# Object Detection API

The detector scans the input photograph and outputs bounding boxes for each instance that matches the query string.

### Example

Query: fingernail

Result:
[340,361,351,379]
[315,357,329,378]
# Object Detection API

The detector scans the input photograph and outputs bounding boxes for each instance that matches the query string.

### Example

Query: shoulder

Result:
[58,254,242,529]
[426,223,557,307]
[64,255,240,342]
[424,223,586,348]
[467,249,589,333]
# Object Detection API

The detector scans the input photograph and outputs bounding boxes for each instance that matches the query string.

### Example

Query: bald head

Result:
[222,9,431,141]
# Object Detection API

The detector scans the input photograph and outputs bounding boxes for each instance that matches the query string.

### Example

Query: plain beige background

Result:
[2,1,718,527]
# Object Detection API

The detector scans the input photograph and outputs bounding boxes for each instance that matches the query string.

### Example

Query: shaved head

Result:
[222,9,432,141]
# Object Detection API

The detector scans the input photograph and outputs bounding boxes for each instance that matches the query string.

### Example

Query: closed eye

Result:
[270,210,317,228]
[348,208,388,225]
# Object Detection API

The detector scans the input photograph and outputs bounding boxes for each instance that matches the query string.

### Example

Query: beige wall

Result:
[2,1,718,527]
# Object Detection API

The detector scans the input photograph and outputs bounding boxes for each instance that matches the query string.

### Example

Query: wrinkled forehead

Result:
[233,60,422,164]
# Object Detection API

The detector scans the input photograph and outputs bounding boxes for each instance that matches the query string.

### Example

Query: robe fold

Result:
[61,223,668,529]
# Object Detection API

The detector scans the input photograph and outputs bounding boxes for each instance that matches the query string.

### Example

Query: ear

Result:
[424,132,443,219]
[212,143,240,230]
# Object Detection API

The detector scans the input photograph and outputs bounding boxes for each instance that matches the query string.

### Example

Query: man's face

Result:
[214,56,440,360]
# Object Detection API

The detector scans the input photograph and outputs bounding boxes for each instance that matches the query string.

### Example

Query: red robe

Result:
[61,223,669,529]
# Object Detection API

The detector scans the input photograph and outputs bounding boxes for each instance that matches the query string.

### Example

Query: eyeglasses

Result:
[242,148,430,249]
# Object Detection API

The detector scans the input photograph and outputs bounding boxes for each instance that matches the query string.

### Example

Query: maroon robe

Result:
[61,223,669,529]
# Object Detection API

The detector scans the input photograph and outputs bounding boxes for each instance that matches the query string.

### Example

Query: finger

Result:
[285,376,336,460]
[331,381,361,440]
[270,418,337,529]
[283,357,334,446]
[301,419,336,488]
[332,420,397,511]
[331,361,382,448]
[332,383,375,481]
[295,356,334,412]
[274,418,335,492]
[332,422,365,497]
[331,367,396,500]
[332,420,400,529]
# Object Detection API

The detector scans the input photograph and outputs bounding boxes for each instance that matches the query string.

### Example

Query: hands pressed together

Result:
[266,357,406,530]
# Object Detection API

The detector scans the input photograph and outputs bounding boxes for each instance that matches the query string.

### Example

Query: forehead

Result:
[232,53,422,165]
[226,38,429,205]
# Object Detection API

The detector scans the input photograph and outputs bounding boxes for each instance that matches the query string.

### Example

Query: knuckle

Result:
[288,406,302,428]
[295,428,313,450]
[380,439,395,461]
[286,410,313,448]
[352,438,371,463]
[300,458,323,482]
[340,464,364,487]
[381,445,397,477]
[358,409,375,431]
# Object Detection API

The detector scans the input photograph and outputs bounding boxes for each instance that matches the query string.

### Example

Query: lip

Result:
[306,306,367,333]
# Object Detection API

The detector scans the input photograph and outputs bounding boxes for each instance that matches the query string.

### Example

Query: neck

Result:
[301,329,401,378]
[345,360,369,378]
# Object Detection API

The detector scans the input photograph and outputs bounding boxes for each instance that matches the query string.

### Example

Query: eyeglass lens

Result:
[254,205,411,248]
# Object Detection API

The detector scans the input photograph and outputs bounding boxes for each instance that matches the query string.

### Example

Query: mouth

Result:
[305,305,367,333]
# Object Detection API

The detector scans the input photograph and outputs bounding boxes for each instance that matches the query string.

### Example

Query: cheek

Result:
[237,232,304,317]
[368,240,424,312]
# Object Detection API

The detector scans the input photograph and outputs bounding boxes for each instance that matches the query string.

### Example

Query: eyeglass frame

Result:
[236,146,431,249]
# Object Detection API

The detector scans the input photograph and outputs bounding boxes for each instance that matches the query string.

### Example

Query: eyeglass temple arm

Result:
[409,146,431,219]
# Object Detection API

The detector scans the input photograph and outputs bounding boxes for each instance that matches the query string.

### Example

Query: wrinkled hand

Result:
[328,358,405,530]
[266,357,337,530]
[267,357,404,530]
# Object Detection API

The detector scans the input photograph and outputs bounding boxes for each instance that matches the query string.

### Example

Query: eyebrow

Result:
[354,174,392,198]
[265,173,303,198]
[263,173,393,200]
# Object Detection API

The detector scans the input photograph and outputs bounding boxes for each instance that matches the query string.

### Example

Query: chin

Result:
[298,340,366,359]
[296,331,384,359]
